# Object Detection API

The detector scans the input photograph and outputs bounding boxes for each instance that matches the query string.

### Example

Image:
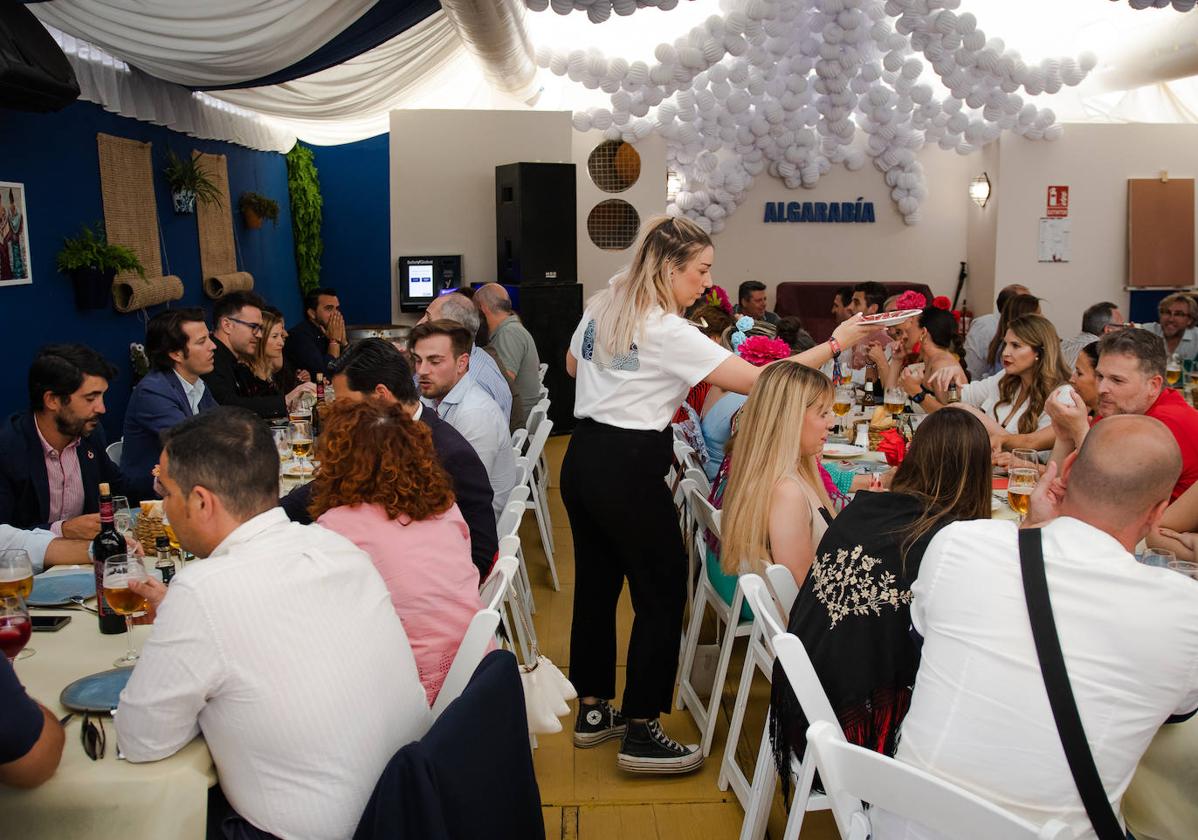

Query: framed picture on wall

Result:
[0,181,31,287]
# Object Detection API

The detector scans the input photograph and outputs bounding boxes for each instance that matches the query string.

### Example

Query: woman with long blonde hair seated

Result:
[720,362,837,589]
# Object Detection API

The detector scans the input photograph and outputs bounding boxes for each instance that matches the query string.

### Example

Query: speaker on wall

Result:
[495,162,577,285]
[503,282,582,433]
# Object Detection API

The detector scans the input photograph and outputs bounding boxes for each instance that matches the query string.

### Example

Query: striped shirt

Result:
[34,420,84,535]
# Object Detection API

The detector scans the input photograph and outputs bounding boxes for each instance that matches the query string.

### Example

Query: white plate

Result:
[822,444,866,458]
[859,309,923,327]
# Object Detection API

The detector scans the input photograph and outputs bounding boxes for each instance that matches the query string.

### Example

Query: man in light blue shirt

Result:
[411,320,517,522]
[420,292,514,424]
[1,524,89,574]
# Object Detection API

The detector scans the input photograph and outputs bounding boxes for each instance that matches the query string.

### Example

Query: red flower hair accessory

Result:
[737,335,792,367]
[932,295,952,310]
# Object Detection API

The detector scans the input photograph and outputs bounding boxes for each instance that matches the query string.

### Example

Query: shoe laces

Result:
[645,719,684,752]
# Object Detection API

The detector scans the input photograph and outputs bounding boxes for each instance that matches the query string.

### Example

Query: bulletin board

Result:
[1127,178,1195,288]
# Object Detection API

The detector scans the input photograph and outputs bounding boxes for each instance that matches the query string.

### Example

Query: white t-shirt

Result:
[874,516,1198,840]
[960,370,1052,435]
[570,306,731,431]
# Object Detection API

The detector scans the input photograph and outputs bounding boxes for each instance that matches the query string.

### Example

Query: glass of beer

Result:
[102,554,149,667]
[832,386,854,435]
[1007,468,1037,523]
[1010,448,1039,472]
[0,595,31,664]
[0,550,34,660]
[884,387,906,416]
[1167,354,1182,387]
[290,419,314,475]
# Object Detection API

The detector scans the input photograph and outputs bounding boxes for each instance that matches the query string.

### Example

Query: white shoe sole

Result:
[573,724,627,748]
[616,746,704,775]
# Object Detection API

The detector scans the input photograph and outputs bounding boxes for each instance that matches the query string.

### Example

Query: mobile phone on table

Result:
[31,615,71,632]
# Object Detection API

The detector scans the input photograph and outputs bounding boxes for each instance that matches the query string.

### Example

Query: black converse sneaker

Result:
[573,700,627,748]
[616,719,704,775]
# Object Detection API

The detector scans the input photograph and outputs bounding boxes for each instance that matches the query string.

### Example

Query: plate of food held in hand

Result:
[822,443,866,459]
[858,309,923,327]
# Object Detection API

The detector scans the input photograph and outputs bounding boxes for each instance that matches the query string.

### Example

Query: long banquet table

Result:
[0,567,215,840]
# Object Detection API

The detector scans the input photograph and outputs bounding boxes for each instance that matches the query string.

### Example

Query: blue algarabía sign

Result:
[764,198,876,224]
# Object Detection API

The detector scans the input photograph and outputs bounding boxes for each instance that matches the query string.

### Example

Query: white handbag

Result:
[512,592,577,734]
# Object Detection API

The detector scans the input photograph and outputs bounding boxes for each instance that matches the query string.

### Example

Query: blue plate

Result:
[27,572,96,606]
[60,668,133,712]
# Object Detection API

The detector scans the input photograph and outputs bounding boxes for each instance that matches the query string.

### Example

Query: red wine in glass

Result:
[0,615,31,662]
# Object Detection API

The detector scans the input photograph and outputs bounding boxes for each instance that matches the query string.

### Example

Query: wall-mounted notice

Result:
[1038,218,1071,263]
[1046,185,1069,218]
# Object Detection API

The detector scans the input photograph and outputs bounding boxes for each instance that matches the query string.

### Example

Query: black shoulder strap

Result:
[1017,528,1124,840]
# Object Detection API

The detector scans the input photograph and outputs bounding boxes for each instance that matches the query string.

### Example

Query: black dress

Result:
[769,490,951,788]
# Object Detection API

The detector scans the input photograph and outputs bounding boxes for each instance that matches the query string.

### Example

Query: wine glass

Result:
[102,555,148,667]
[1007,467,1038,524]
[884,387,906,416]
[0,550,34,660]
[1011,448,1039,472]
[289,419,314,475]
[0,595,31,664]
[1140,548,1175,568]
[1167,559,1198,581]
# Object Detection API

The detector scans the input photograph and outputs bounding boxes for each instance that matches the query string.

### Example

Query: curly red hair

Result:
[307,400,455,523]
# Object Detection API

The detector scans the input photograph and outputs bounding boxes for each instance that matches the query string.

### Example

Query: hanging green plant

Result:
[286,142,323,296]
[163,150,222,214]
[56,222,146,310]
[238,191,279,230]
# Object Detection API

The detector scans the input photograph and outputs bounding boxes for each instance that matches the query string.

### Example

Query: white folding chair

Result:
[431,557,516,718]
[537,361,548,384]
[718,573,787,812]
[684,466,711,499]
[529,398,552,498]
[807,720,1073,840]
[497,535,536,663]
[522,418,559,591]
[512,456,530,495]
[739,631,839,840]
[511,427,528,457]
[676,483,750,757]
[497,495,535,617]
[106,438,123,468]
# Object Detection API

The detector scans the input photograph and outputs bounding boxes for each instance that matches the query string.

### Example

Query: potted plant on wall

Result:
[56,223,145,310]
[163,151,222,214]
[239,191,279,230]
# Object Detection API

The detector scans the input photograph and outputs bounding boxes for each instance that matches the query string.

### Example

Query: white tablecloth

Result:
[1,567,215,840]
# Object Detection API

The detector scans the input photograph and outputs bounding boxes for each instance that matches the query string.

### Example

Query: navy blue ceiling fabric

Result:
[194,0,441,91]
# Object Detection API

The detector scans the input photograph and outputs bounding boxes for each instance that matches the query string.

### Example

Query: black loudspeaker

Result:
[508,283,582,433]
[495,162,577,285]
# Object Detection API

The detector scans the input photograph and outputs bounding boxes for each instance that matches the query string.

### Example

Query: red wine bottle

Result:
[92,482,126,634]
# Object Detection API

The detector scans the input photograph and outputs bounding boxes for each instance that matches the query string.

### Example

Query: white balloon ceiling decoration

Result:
[532,0,1107,228]
[525,0,698,23]
[1126,0,1196,10]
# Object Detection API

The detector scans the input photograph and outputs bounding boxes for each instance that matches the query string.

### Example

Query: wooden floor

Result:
[522,436,839,840]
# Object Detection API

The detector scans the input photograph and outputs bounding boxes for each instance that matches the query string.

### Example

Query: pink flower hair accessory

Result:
[737,335,791,367]
[895,290,928,311]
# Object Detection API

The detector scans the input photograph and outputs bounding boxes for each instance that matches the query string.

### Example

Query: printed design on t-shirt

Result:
[581,319,639,371]
[811,544,910,629]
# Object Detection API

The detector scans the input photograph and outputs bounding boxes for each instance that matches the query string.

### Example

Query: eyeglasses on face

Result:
[227,317,263,335]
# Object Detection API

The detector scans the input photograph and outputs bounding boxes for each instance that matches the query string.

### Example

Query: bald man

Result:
[876,415,1198,840]
[475,283,541,428]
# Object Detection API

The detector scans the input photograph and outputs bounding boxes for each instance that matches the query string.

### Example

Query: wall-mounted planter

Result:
[69,267,115,310]
[172,188,196,214]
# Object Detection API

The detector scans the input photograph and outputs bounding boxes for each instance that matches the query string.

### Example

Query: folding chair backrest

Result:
[106,439,123,468]
[687,483,721,542]
[431,608,502,718]
[683,467,711,498]
[806,721,1073,840]
[524,418,554,466]
[480,556,518,612]
[497,497,527,540]
[739,573,786,639]
[498,534,520,559]
[764,563,800,617]
[513,456,530,491]
[525,404,547,438]
[511,428,528,455]
[772,633,838,729]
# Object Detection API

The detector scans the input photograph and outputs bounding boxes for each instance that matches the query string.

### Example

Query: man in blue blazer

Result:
[0,345,124,535]
[122,309,218,501]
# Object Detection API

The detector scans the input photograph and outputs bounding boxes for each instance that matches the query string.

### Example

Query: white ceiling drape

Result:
[50,28,297,153]
[32,0,376,88]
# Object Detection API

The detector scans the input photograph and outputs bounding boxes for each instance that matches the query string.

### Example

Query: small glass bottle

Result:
[946,382,961,404]
[862,380,876,407]
[154,536,176,586]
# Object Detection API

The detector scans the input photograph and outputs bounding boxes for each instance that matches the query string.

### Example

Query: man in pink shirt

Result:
[0,344,124,536]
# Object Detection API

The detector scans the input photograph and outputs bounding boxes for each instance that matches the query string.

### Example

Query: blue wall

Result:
[309,135,392,326]
[0,100,301,437]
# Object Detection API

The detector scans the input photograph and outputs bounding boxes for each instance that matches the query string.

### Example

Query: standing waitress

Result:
[563,215,870,774]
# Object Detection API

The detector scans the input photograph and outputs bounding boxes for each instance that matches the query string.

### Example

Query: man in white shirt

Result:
[411,320,518,521]
[421,291,514,424]
[880,415,1198,839]
[963,283,1029,377]
[1142,292,1198,360]
[116,407,430,840]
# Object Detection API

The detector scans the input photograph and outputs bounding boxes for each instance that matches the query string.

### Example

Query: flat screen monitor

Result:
[398,255,461,312]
